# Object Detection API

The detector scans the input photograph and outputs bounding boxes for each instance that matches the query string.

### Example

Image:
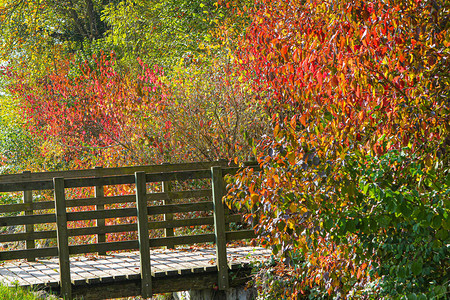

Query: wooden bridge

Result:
[0,161,268,299]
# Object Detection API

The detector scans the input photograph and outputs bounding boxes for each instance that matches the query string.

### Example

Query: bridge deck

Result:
[0,246,270,288]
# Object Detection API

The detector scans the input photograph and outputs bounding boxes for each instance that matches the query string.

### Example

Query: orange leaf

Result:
[299,114,307,126]
[290,115,297,128]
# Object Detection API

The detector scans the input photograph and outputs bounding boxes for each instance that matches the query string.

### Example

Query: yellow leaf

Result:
[299,206,308,214]
[287,152,296,165]
[289,203,297,213]
[250,194,259,205]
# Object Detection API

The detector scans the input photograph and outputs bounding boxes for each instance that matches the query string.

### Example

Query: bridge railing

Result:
[0,161,259,299]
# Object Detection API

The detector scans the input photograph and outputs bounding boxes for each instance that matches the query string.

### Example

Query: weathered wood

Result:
[148,214,242,230]
[149,233,215,247]
[69,241,139,255]
[66,207,136,222]
[0,161,232,183]
[0,170,214,192]
[0,230,57,243]
[0,180,53,192]
[53,177,72,300]
[162,178,175,249]
[0,189,212,214]
[95,167,106,255]
[0,161,263,299]
[0,216,243,248]
[0,213,56,226]
[211,166,229,290]
[135,171,152,298]
[0,247,58,260]
[226,230,256,241]
[0,201,54,213]
[70,267,256,300]
[63,201,214,222]
[0,161,259,193]
[147,201,213,215]
[23,171,35,262]
[0,246,271,298]
[69,224,136,237]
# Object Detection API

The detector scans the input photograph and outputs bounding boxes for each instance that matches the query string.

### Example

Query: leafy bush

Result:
[332,150,449,298]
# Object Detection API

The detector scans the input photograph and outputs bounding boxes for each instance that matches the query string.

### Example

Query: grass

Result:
[0,283,52,300]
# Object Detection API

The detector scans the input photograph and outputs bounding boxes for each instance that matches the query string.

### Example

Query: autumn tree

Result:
[227,0,449,298]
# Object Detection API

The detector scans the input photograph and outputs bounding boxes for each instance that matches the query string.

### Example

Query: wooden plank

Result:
[149,233,215,248]
[0,247,58,260]
[69,261,101,285]
[0,180,53,192]
[94,256,139,282]
[63,169,212,190]
[147,214,240,230]
[135,171,152,298]
[70,266,257,300]
[0,169,212,194]
[87,258,128,282]
[0,230,56,243]
[54,177,72,300]
[148,216,215,230]
[0,213,55,226]
[0,164,258,193]
[0,201,54,213]
[211,166,229,290]
[105,255,141,280]
[66,207,136,222]
[0,214,238,245]
[0,221,138,242]
[0,161,231,183]
[4,265,35,286]
[73,260,115,284]
[145,170,211,183]
[67,264,92,285]
[27,261,60,287]
[23,171,35,262]
[226,230,256,241]
[95,167,106,255]
[147,201,213,215]
[16,262,56,286]
[162,178,174,249]
[64,189,211,209]
[69,224,137,237]
[67,195,135,208]
[69,240,139,255]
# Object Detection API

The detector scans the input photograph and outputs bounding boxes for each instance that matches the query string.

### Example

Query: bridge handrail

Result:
[0,161,259,299]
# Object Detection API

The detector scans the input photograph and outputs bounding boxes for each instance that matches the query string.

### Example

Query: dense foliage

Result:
[0,0,448,298]
[227,0,449,298]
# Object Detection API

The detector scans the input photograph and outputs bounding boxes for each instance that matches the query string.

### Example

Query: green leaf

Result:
[432,215,442,229]
[435,228,449,240]
[407,293,417,300]
[411,260,423,276]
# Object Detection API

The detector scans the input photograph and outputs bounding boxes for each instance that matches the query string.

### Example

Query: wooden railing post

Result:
[211,166,229,290]
[135,171,152,298]
[162,174,175,249]
[23,171,35,262]
[95,166,106,255]
[54,177,72,300]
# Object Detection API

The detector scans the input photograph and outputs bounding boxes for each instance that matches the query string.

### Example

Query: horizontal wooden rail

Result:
[0,230,255,261]
[0,166,257,193]
[0,161,235,183]
[147,201,213,215]
[0,213,56,226]
[0,247,59,260]
[0,189,212,214]
[0,162,260,299]
[0,214,242,243]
